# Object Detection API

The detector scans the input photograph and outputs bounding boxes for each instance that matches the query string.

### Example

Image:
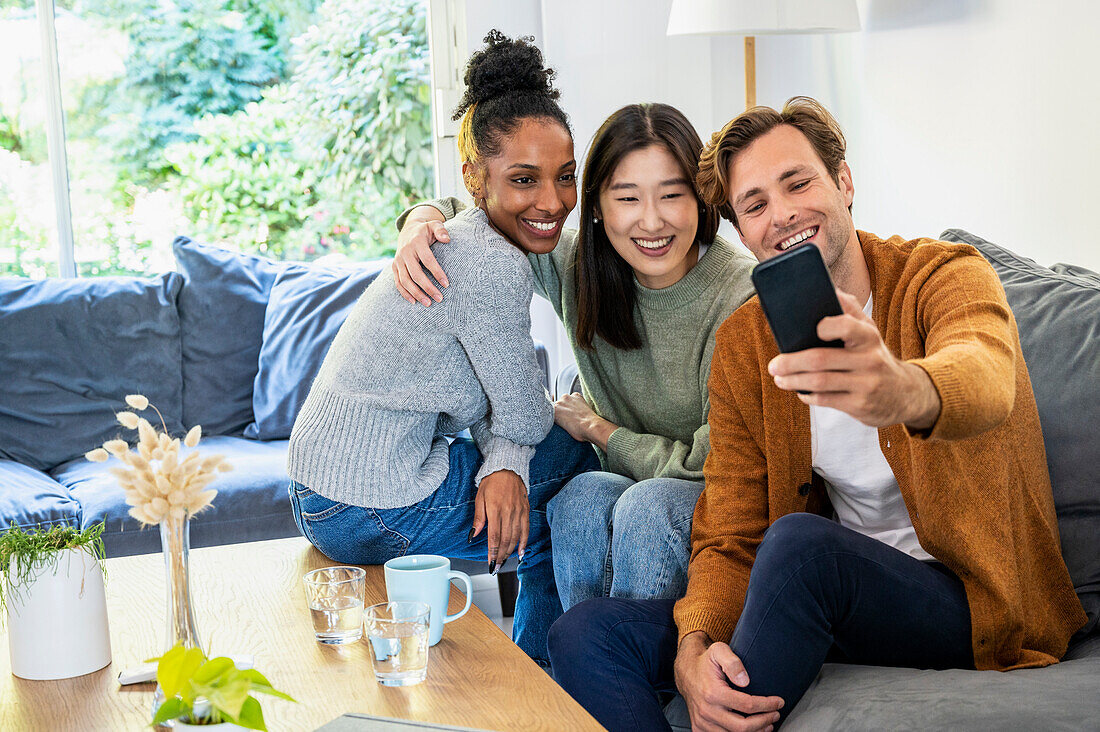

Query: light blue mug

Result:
[383,555,472,646]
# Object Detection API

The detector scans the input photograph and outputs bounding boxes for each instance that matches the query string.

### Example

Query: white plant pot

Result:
[6,546,112,680]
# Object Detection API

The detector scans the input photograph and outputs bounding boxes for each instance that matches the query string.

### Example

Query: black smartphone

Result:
[750,243,844,353]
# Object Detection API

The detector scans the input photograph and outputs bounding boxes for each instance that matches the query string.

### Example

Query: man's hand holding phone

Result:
[768,289,941,431]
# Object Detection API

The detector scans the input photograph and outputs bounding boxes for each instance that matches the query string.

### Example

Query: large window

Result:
[1,0,434,278]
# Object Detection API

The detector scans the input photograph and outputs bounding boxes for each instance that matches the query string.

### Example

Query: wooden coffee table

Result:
[0,537,604,731]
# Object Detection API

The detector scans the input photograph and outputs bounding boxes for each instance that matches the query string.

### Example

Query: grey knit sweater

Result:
[287,207,554,509]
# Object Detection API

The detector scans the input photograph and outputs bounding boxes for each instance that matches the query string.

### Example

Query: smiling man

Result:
[547,97,1086,732]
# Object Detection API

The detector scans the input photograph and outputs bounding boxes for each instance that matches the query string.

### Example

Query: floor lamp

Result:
[667,0,861,110]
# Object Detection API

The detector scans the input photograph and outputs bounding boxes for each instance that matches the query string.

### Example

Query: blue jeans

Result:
[549,513,974,730]
[547,471,703,610]
[288,424,600,666]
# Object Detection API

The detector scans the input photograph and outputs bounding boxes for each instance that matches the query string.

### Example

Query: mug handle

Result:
[444,570,473,624]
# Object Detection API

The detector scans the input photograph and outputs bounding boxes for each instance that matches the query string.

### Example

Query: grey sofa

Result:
[666,229,1100,730]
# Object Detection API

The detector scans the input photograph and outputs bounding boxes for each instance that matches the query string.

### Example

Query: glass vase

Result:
[153,513,202,724]
[160,513,202,652]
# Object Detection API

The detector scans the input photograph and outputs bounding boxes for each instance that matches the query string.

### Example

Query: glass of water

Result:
[303,566,366,644]
[365,601,431,686]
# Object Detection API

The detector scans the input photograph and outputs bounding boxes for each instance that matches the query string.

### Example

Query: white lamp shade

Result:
[667,0,860,36]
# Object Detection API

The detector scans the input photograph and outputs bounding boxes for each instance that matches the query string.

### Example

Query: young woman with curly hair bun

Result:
[287,30,599,668]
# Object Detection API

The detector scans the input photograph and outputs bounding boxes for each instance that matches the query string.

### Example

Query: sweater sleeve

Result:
[605,422,709,482]
[467,417,538,491]
[906,252,1017,441]
[395,197,466,230]
[453,251,554,490]
[673,323,769,644]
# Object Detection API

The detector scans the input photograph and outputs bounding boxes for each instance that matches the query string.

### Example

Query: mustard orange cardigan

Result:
[675,232,1086,670]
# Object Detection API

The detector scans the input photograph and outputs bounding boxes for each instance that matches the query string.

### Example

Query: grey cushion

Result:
[0,460,80,530]
[941,229,1100,634]
[781,651,1100,731]
[664,635,1100,731]
[0,274,186,471]
[50,436,297,557]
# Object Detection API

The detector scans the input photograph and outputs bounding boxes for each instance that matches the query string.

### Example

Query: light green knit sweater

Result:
[399,199,756,482]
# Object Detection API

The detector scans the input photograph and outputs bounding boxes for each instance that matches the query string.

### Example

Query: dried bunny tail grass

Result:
[199,455,225,472]
[187,490,217,514]
[129,505,158,525]
[184,425,202,448]
[85,448,109,463]
[137,419,158,450]
[97,397,229,524]
[103,439,130,457]
[125,394,149,410]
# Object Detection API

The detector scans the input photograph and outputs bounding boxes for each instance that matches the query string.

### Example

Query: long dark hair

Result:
[574,103,719,351]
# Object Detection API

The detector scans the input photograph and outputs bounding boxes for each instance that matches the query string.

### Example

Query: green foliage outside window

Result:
[168,0,432,260]
[0,0,432,275]
[293,0,433,211]
[94,0,284,184]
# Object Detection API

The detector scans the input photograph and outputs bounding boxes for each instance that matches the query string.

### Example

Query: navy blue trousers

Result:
[549,513,974,730]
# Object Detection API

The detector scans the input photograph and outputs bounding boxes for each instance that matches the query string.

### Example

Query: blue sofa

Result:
[0,237,544,560]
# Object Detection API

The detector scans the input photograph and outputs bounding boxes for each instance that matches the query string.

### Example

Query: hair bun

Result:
[452,30,559,120]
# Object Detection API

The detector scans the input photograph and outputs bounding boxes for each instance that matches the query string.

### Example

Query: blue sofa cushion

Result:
[245,262,388,440]
[0,460,81,530]
[0,274,185,471]
[941,229,1100,634]
[173,236,300,436]
[50,436,297,558]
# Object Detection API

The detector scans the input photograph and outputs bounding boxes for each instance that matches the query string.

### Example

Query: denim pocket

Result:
[290,485,409,564]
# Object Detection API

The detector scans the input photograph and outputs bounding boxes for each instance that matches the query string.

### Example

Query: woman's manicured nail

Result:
[467,527,475,543]
[488,560,497,576]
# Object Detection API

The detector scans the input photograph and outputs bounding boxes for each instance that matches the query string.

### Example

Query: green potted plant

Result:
[1,522,112,680]
[150,644,296,730]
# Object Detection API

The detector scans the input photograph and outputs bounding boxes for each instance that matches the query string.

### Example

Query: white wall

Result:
[734,0,1100,271]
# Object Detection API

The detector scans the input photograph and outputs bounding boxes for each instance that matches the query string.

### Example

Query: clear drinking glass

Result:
[365,601,431,686]
[302,566,366,644]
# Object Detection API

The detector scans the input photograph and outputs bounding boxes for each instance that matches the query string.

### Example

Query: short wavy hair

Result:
[697,96,847,228]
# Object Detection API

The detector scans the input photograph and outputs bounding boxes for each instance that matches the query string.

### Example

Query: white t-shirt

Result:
[809,296,934,562]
